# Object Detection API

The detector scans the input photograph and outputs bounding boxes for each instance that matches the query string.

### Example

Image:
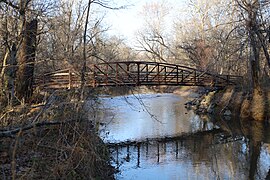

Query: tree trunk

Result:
[245,1,261,89]
[80,0,91,100]
[16,19,38,102]
[249,30,260,89]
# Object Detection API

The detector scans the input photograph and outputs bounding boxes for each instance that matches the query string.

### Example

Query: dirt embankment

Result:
[187,86,270,122]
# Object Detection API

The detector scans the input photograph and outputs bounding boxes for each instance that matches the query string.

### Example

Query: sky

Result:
[103,0,187,45]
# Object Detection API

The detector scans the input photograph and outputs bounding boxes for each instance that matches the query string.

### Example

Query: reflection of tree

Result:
[266,169,270,179]
[247,121,264,180]
[210,116,267,180]
[109,115,270,179]
[210,115,267,180]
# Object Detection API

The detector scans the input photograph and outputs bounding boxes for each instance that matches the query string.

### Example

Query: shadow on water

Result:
[93,93,270,180]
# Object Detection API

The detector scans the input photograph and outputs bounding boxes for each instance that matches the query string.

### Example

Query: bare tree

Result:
[174,0,245,74]
[136,1,173,63]
[235,0,270,88]
[80,0,126,97]
[0,0,59,102]
[96,36,137,62]
[16,19,38,100]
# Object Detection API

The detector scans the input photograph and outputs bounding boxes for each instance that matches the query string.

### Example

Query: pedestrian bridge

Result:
[36,61,243,89]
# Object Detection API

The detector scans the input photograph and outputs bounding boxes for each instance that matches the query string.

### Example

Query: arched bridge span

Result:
[36,61,243,89]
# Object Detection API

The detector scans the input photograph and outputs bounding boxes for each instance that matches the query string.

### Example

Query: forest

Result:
[0,0,270,179]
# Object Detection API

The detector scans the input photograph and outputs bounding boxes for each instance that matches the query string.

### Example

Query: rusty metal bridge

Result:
[36,61,242,89]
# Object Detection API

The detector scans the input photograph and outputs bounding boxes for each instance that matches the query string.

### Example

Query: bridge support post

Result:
[176,66,179,84]
[92,64,96,87]
[116,63,119,83]
[106,63,108,85]
[226,75,229,85]
[68,69,72,89]
[146,64,149,82]
[194,70,197,85]
[181,70,184,83]
[164,67,167,83]
[126,63,130,72]
[137,63,140,85]
[157,64,160,84]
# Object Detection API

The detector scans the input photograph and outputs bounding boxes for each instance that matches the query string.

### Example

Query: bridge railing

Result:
[35,61,243,89]
[35,69,81,89]
[90,62,243,87]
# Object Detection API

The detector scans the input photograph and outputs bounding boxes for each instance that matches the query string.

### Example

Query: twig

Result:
[130,88,164,124]
[0,121,68,138]
[0,109,14,121]
[31,91,56,123]
[37,144,64,152]
[11,129,22,180]
[219,88,235,116]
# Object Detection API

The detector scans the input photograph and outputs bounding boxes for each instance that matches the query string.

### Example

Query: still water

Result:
[94,93,270,180]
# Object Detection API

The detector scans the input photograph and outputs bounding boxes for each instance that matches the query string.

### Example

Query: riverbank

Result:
[186,86,270,122]
[0,90,115,179]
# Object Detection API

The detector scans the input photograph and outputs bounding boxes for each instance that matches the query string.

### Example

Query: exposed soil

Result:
[186,86,270,122]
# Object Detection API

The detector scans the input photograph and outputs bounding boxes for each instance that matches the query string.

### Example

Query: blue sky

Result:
[104,0,187,45]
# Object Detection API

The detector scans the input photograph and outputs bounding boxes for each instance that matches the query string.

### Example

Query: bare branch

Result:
[92,0,127,10]
[0,0,19,10]
[0,120,72,138]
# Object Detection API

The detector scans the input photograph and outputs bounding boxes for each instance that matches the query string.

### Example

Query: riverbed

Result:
[92,92,270,179]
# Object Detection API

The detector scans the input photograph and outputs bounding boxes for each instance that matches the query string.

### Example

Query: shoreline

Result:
[185,86,270,123]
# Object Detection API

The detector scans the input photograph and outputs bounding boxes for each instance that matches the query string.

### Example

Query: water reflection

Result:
[93,93,270,179]
[110,128,270,180]
[96,93,215,143]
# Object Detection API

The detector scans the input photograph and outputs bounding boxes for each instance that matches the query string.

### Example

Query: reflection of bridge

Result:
[36,61,243,89]
[108,128,243,169]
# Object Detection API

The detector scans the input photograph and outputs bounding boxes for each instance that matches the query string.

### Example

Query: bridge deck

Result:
[35,61,243,89]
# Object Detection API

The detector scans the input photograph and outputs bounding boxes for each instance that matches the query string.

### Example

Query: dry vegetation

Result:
[194,86,270,122]
[0,90,115,179]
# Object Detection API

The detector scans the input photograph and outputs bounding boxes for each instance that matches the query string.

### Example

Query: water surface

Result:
[93,93,270,180]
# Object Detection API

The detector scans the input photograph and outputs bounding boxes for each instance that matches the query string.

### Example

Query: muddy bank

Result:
[187,86,270,122]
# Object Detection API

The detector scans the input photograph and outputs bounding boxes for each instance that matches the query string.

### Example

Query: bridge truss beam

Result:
[35,61,243,89]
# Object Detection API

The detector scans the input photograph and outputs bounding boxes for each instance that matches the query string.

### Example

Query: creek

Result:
[92,92,270,180]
